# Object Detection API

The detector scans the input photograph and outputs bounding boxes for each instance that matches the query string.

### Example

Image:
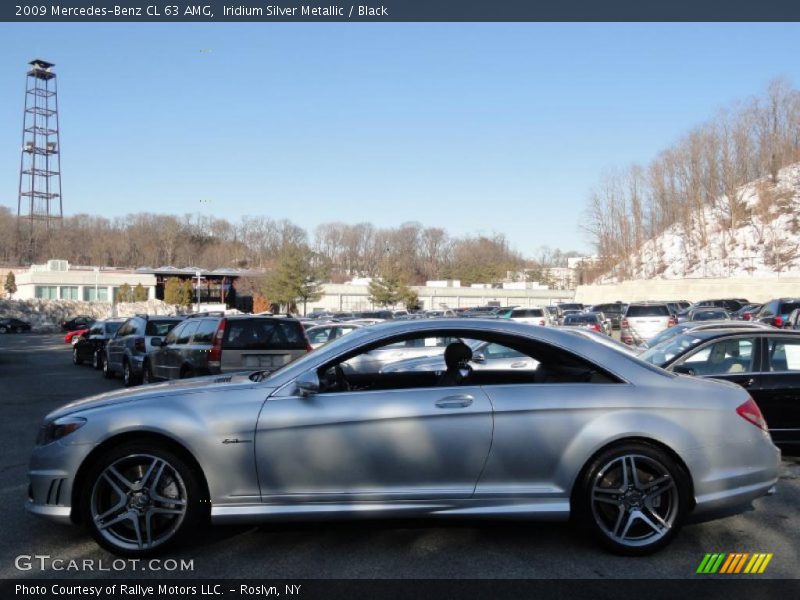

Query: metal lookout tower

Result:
[17,59,63,263]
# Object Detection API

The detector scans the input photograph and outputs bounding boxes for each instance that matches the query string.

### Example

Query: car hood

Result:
[46,372,271,420]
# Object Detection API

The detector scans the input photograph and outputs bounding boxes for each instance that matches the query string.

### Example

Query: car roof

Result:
[676,328,800,341]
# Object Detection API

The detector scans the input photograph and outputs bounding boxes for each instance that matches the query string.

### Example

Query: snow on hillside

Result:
[600,163,800,282]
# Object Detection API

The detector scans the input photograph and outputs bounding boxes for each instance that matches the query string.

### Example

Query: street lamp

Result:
[93,267,99,302]
[195,270,202,313]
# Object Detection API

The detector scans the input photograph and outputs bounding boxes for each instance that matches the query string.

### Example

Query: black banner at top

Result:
[3,0,800,22]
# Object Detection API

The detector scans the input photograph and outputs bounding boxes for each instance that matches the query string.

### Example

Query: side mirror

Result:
[151,337,162,347]
[296,370,320,396]
[472,352,486,364]
[673,364,695,376]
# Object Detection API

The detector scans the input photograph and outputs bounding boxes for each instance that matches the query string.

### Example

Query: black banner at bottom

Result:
[3,579,800,600]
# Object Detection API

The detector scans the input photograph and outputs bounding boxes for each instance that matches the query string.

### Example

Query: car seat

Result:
[437,342,473,386]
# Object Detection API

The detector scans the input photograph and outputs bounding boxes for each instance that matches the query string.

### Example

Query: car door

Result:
[756,336,800,452]
[152,322,184,380]
[670,335,761,391]
[254,339,493,502]
[106,320,131,372]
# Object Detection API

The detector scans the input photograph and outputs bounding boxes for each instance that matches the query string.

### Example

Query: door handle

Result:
[435,394,474,408]
[733,377,755,387]
[510,361,527,368]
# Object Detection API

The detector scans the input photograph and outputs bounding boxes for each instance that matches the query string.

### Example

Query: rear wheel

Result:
[576,442,690,555]
[0,326,7,334]
[122,359,140,387]
[180,366,195,380]
[81,442,204,556]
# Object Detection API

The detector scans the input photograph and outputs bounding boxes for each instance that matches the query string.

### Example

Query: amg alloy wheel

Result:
[578,443,688,555]
[83,444,202,556]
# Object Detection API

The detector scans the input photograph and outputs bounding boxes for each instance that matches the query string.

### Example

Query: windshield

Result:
[640,334,706,366]
[646,324,687,347]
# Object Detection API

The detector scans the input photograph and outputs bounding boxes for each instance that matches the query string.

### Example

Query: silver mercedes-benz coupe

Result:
[27,319,780,556]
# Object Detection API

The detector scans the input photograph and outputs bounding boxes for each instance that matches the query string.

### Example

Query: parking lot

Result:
[1,333,798,579]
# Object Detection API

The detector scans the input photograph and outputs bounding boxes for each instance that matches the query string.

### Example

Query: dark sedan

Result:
[0,317,31,333]
[641,328,800,454]
[62,315,95,332]
[72,318,127,369]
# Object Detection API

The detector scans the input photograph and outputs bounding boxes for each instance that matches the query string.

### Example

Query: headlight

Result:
[36,416,87,446]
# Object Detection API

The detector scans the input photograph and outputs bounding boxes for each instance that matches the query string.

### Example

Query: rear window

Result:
[592,304,624,314]
[512,308,544,318]
[145,319,182,337]
[191,319,219,344]
[779,302,800,315]
[626,305,670,317]
[564,314,597,324]
[224,319,307,350]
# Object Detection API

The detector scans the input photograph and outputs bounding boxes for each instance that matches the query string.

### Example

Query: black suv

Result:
[103,315,184,386]
[589,303,627,329]
[72,318,128,369]
[62,315,95,332]
[143,315,311,382]
[755,298,800,329]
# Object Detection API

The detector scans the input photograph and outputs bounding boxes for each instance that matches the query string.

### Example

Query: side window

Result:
[308,328,332,345]
[676,338,755,375]
[766,338,800,372]
[761,302,776,317]
[177,321,200,344]
[164,323,184,345]
[482,342,526,360]
[115,322,131,337]
[192,319,218,344]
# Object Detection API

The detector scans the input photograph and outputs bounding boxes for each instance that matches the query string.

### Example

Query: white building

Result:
[9,260,157,302]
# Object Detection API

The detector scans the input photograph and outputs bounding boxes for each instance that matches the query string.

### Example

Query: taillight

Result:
[208,318,226,368]
[774,316,784,328]
[743,312,752,321]
[620,319,629,329]
[592,323,601,332]
[539,319,545,326]
[736,397,768,431]
[668,316,677,327]
[134,337,146,353]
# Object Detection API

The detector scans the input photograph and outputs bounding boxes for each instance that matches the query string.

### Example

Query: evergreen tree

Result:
[261,246,329,315]
[4,272,16,299]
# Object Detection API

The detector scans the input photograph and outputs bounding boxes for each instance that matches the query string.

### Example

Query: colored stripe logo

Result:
[696,553,773,574]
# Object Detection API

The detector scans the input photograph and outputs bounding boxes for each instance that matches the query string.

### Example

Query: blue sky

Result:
[1,23,799,256]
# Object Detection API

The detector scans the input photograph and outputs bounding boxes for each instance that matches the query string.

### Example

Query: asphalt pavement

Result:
[0,334,798,579]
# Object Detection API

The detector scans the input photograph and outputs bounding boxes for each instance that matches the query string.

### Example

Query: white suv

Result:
[510,307,551,326]
[621,303,676,345]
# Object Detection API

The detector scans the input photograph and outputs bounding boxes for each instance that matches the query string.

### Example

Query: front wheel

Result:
[73,347,83,366]
[575,442,690,555]
[123,360,140,387]
[81,442,205,556]
[0,326,7,334]
[142,360,154,384]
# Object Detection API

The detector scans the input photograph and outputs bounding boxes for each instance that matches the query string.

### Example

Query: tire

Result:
[180,366,195,380]
[122,359,141,387]
[80,441,204,557]
[0,326,7,334]
[92,349,102,370]
[73,347,83,366]
[574,442,690,556]
[101,353,114,379]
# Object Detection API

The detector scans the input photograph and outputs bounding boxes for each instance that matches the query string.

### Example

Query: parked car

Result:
[28,318,779,556]
[64,328,89,344]
[732,303,763,321]
[643,320,773,350]
[589,303,627,329]
[686,308,731,322]
[424,309,456,318]
[305,323,363,349]
[754,298,800,329]
[561,312,608,334]
[62,315,95,332]
[103,316,184,386]
[509,307,551,326]
[640,328,800,454]
[71,318,128,369]
[676,299,745,323]
[143,315,311,382]
[620,303,676,345]
[786,308,800,331]
[0,317,31,333]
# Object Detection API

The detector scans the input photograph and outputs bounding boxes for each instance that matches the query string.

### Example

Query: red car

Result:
[64,328,88,344]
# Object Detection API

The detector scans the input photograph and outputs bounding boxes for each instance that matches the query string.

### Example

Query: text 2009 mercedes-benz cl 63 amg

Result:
[27,319,779,556]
